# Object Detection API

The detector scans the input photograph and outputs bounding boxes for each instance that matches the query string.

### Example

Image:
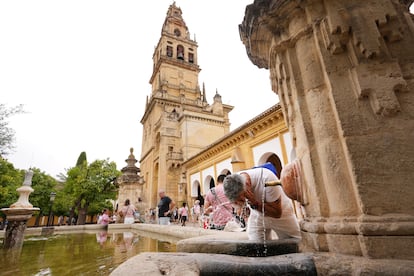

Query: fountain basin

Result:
[110,252,317,275]
[177,234,300,257]
[1,207,39,221]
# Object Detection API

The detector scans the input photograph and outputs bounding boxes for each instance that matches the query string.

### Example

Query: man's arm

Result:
[255,199,282,218]
[164,198,176,216]
[169,200,175,212]
[244,185,282,218]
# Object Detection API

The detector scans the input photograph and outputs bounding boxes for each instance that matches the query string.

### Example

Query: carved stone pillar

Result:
[117,148,145,214]
[240,0,414,259]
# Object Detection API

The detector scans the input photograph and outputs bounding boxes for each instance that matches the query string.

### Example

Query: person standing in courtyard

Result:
[223,165,301,241]
[99,208,111,226]
[179,202,188,226]
[204,174,234,230]
[157,189,175,225]
[192,200,201,225]
[58,215,64,226]
[120,199,136,224]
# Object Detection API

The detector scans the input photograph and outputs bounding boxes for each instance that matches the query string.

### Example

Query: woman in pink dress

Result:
[120,199,136,224]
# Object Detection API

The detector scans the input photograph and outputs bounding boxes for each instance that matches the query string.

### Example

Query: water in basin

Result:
[1,230,176,275]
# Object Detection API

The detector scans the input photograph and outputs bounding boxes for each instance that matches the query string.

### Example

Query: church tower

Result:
[139,3,233,209]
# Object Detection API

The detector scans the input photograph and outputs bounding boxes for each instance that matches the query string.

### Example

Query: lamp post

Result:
[47,192,56,226]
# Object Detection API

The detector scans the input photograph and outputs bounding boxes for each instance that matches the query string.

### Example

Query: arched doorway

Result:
[219,169,232,176]
[258,152,283,177]
[209,177,215,189]
[196,185,204,206]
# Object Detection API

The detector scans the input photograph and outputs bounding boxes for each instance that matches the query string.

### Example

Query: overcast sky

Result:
[1,1,278,177]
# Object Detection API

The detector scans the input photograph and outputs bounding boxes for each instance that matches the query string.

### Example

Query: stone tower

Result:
[139,3,233,209]
[239,0,414,260]
[116,148,145,213]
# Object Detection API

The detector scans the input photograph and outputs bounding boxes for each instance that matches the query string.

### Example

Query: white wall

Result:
[216,158,232,175]
[252,137,283,164]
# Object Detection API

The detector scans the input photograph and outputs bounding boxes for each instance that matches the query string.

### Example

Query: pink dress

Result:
[100,213,110,225]
[121,204,136,224]
[205,185,233,227]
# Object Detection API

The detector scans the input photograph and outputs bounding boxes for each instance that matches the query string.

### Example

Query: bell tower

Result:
[140,2,233,209]
[149,2,200,100]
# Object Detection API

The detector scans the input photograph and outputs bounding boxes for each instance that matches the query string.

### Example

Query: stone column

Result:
[240,0,414,259]
[116,148,146,214]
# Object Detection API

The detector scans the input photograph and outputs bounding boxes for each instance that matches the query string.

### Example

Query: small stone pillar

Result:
[116,148,145,215]
[231,146,246,173]
[239,0,414,259]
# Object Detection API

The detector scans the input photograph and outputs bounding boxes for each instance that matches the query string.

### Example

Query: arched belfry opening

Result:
[177,45,184,60]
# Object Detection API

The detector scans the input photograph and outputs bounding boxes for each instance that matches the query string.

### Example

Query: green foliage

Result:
[0,149,121,223]
[52,190,76,216]
[0,157,23,210]
[0,104,25,156]
[65,158,121,217]
[29,167,58,215]
[0,160,58,218]
[76,152,87,167]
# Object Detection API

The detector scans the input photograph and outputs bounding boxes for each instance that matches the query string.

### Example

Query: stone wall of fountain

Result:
[239,0,414,260]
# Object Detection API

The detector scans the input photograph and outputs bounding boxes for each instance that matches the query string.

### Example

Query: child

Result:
[179,202,188,226]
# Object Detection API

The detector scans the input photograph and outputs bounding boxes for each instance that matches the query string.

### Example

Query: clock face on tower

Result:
[174,28,181,37]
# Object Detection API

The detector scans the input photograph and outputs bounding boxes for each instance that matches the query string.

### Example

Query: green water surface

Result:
[1,231,176,276]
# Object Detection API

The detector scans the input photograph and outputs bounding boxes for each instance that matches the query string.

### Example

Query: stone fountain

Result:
[1,170,39,250]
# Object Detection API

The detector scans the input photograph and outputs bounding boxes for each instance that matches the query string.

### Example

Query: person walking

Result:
[157,190,175,225]
[192,200,201,225]
[179,202,188,226]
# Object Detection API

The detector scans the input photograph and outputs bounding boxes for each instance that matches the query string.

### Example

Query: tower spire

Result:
[202,82,207,102]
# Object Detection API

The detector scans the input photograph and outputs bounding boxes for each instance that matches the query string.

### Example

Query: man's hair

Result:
[223,174,245,202]
[217,174,226,183]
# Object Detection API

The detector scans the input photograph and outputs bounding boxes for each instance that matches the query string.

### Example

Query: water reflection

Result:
[1,231,176,275]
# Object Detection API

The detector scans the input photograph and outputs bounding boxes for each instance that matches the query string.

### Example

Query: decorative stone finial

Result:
[23,170,34,186]
[10,170,35,209]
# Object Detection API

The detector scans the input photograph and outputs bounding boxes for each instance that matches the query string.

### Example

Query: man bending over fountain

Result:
[223,166,301,241]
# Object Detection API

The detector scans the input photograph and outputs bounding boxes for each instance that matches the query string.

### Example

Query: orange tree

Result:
[63,158,120,225]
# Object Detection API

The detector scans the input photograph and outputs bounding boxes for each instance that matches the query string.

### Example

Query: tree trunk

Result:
[77,202,89,225]
[34,211,42,227]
